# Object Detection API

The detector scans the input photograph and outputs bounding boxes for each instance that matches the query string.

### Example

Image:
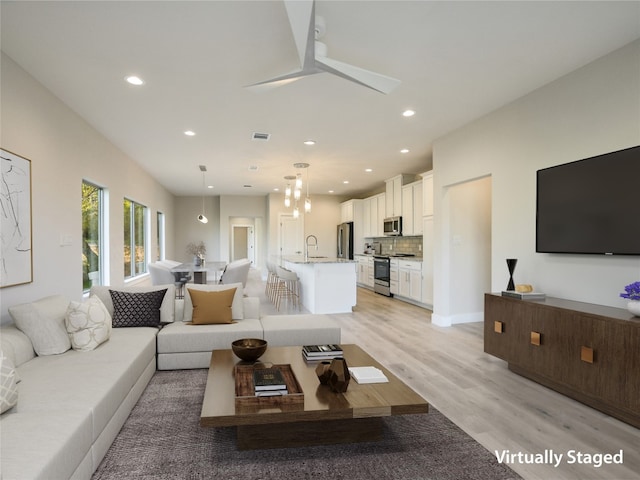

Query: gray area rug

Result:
[93,369,521,480]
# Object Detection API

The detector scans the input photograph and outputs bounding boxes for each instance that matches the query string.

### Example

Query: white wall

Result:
[441,176,492,324]
[267,193,343,260]
[432,39,640,325]
[0,54,176,324]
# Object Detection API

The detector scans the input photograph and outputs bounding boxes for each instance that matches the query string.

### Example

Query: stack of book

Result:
[302,344,344,362]
[253,367,288,397]
[501,290,546,300]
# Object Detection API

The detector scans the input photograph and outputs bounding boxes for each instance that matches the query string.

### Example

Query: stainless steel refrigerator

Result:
[337,222,354,260]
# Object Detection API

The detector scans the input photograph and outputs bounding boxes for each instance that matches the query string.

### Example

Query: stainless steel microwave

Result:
[383,216,402,236]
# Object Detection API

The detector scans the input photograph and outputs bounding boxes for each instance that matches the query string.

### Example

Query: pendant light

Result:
[294,163,311,214]
[283,175,296,208]
[197,165,208,224]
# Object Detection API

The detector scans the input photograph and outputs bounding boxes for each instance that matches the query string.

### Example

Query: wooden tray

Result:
[234,364,304,413]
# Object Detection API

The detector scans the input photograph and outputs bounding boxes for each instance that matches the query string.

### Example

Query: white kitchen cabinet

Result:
[356,255,374,287]
[401,180,423,236]
[362,193,386,238]
[363,199,372,237]
[398,260,422,302]
[376,194,386,236]
[341,200,355,223]
[385,174,414,218]
[341,199,364,253]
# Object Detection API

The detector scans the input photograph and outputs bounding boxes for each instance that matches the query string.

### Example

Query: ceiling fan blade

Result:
[245,69,314,92]
[284,0,316,70]
[316,56,401,94]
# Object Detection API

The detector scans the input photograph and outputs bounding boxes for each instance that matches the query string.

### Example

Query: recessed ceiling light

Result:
[402,109,415,117]
[343,180,349,184]
[303,140,316,145]
[125,75,144,86]
[328,190,335,194]
[400,149,410,154]
[207,185,214,189]
[274,187,280,192]
[184,130,196,136]
[365,168,373,173]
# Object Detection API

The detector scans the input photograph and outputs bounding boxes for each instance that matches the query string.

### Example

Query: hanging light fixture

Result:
[294,163,311,214]
[197,165,208,224]
[283,175,296,208]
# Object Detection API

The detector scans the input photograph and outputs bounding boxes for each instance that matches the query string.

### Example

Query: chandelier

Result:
[284,163,311,217]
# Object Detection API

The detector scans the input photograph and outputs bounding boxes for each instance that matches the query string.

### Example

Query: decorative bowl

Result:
[232,338,267,362]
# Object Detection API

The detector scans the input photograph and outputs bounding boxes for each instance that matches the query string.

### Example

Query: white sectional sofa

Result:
[0,281,340,479]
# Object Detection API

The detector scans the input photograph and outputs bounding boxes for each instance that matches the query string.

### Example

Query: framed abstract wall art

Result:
[1,149,33,288]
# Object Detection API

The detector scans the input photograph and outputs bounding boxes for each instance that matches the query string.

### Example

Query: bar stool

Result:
[265,261,279,303]
[275,266,300,311]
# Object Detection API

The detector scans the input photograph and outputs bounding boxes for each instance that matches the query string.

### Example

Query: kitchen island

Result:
[281,256,357,314]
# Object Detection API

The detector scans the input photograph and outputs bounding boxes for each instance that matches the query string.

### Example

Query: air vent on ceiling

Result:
[252,132,271,141]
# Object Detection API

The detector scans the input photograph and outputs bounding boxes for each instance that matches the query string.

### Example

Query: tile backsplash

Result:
[365,236,423,257]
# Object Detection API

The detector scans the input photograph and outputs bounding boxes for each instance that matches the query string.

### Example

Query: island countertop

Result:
[280,255,357,265]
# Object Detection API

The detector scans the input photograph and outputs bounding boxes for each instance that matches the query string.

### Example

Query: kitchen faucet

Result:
[305,235,318,260]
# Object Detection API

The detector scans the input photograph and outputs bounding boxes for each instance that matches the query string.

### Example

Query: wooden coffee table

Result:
[200,344,429,449]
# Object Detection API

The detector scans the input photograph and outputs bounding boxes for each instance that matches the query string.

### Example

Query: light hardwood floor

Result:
[247,269,639,480]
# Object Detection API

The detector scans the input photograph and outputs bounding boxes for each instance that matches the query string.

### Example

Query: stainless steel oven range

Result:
[373,255,392,297]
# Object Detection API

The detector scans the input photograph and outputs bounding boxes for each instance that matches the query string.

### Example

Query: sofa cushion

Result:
[0,349,19,413]
[260,314,341,347]
[65,295,112,351]
[9,295,71,356]
[183,283,243,321]
[109,289,167,327]
[90,284,176,323]
[188,288,236,325]
[0,410,94,480]
[156,318,264,354]
[0,325,35,368]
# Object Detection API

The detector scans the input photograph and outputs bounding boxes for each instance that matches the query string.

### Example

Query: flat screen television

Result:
[536,145,640,255]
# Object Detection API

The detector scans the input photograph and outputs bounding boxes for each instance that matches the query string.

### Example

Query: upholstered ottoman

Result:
[260,314,341,347]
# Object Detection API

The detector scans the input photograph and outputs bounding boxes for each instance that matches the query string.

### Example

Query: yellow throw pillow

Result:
[188,288,237,325]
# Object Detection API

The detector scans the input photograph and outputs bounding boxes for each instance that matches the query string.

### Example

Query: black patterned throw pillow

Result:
[109,289,167,328]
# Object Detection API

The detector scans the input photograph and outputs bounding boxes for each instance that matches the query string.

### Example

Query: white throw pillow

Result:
[65,295,112,351]
[0,349,19,413]
[9,295,71,356]
[183,283,244,322]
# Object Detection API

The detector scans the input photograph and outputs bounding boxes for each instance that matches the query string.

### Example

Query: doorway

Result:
[231,225,255,264]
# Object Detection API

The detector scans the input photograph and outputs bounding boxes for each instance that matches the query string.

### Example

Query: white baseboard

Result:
[431,311,483,327]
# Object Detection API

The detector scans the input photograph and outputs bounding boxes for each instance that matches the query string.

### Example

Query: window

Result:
[82,181,104,292]
[157,211,165,261]
[124,198,148,278]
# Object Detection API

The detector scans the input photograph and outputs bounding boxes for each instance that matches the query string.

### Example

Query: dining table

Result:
[170,261,226,284]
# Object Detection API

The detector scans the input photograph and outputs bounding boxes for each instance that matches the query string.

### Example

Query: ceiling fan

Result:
[246,0,401,94]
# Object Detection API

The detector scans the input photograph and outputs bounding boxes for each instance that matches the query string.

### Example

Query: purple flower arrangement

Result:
[620,281,640,301]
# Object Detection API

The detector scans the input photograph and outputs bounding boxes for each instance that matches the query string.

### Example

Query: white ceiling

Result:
[2,1,639,198]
